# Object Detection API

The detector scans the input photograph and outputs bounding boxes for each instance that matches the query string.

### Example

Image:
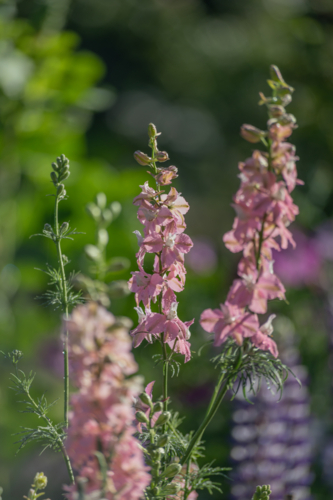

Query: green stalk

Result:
[180,380,230,466]
[27,392,74,484]
[54,193,69,428]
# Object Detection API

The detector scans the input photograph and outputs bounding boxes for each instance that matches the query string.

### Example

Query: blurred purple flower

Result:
[186,238,217,276]
[273,228,322,288]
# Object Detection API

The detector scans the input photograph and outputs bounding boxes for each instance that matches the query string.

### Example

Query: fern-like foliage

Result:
[2,352,66,455]
[212,337,299,402]
[35,264,83,309]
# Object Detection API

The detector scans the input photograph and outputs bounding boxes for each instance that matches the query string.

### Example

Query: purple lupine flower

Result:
[230,327,313,500]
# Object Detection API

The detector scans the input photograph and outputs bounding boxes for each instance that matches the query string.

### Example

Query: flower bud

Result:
[98,228,109,247]
[154,165,178,186]
[268,105,285,118]
[50,171,58,185]
[148,123,158,138]
[154,411,171,427]
[161,463,182,479]
[135,411,149,424]
[152,401,163,413]
[95,192,107,210]
[60,222,69,235]
[86,203,101,220]
[155,151,169,162]
[57,184,65,196]
[59,170,70,182]
[85,244,101,261]
[44,223,53,232]
[240,124,266,143]
[101,208,113,223]
[139,391,153,407]
[34,472,48,490]
[162,483,181,495]
[110,201,122,219]
[51,162,59,172]
[157,434,169,447]
[270,65,285,84]
[134,151,152,166]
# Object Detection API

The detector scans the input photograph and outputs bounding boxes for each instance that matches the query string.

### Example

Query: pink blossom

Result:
[128,271,163,307]
[227,267,285,314]
[161,230,193,269]
[250,314,278,358]
[200,303,259,346]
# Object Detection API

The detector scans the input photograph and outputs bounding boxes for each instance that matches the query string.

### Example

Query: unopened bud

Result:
[85,244,101,261]
[152,401,163,413]
[44,223,53,232]
[59,170,70,182]
[270,65,285,84]
[60,222,69,235]
[50,171,58,184]
[157,434,169,447]
[148,123,158,138]
[98,228,109,247]
[56,184,65,196]
[240,124,266,143]
[110,201,122,219]
[139,392,153,407]
[155,151,169,162]
[34,472,48,490]
[95,192,107,210]
[135,411,149,424]
[134,151,152,166]
[154,165,178,186]
[101,208,113,223]
[268,105,285,118]
[86,203,101,220]
[51,162,59,172]
[162,483,181,495]
[161,463,182,479]
[154,411,171,427]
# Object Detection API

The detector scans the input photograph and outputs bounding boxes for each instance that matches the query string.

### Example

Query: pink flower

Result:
[128,271,163,307]
[250,314,278,358]
[227,266,285,314]
[161,230,193,269]
[200,303,259,346]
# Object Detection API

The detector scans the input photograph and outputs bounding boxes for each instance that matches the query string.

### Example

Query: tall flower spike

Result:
[64,303,150,500]
[129,123,194,363]
[201,66,302,357]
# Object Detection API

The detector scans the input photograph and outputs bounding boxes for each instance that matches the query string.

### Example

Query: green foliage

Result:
[3,351,65,455]
[213,338,298,402]
[35,265,83,310]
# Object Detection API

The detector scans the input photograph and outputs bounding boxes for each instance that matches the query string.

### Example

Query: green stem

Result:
[54,194,69,428]
[180,380,230,466]
[27,392,74,484]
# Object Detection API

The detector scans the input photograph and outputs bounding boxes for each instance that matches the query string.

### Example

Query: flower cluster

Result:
[64,303,150,500]
[200,66,302,357]
[230,326,312,500]
[129,124,194,362]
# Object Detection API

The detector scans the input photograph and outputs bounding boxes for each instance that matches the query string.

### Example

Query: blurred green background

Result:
[1,0,333,498]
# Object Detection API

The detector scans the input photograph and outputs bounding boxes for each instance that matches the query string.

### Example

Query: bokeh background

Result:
[1,0,333,498]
